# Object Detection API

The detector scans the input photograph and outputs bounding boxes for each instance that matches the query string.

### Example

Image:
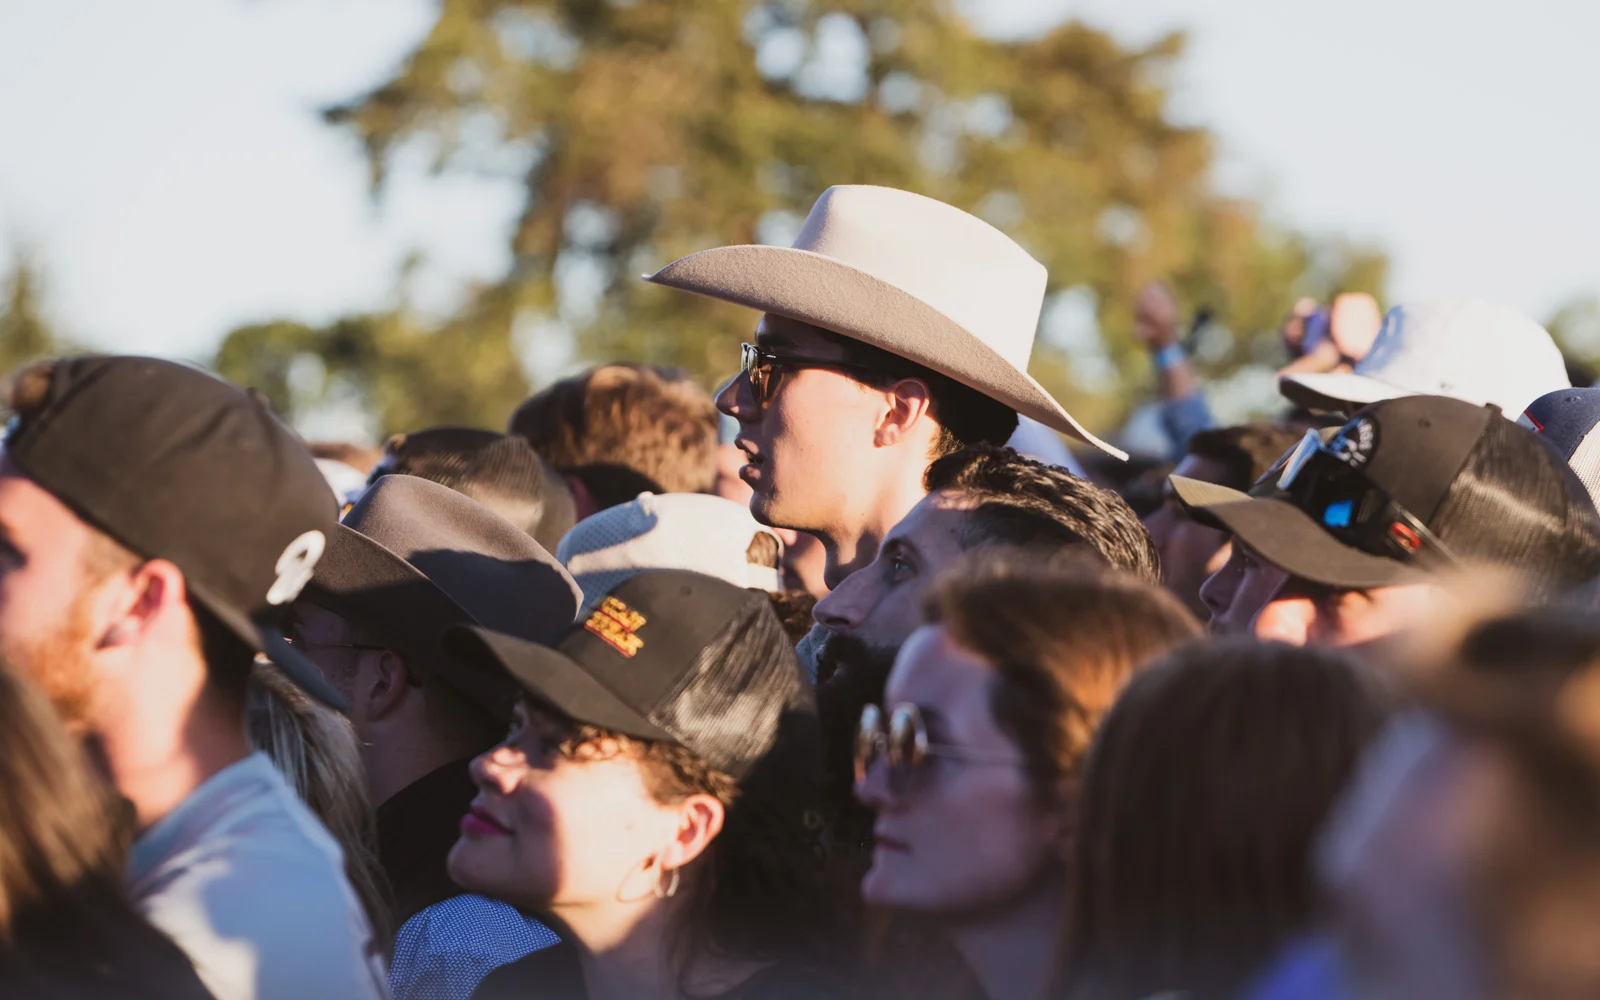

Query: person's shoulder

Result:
[470,941,583,1000]
[394,893,561,962]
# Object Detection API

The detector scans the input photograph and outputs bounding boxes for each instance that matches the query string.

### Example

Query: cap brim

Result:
[189,584,348,711]
[443,626,676,743]
[1168,475,1429,590]
[1168,475,1252,532]
[645,245,1127,460]
[1279,372,1414,413]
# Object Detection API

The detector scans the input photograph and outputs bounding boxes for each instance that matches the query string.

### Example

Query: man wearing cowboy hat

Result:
[646,185,1122,594]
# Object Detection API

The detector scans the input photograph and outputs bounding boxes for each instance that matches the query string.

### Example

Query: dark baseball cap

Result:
[3,355,344,706]
[303,474,582,718]
[1171,395,1529,590]
[443,569,812,780]
[1520,387,1600,513]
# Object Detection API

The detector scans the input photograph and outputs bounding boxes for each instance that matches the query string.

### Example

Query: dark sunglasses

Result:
[739,343,880,407]
[1259,427,1461,569]
[854,703,1020,796]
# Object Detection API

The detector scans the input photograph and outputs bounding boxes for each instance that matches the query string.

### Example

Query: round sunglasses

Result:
[854,702,1022,796]
[739,343,881,407]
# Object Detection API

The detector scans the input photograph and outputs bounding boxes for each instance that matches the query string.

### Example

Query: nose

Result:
[814,570,873,634]
[471,743,523,796]
[854,749,896,812]
[1199,552,1241,628]
[716,371,756,422]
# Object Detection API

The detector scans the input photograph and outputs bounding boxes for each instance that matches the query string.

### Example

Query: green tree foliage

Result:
[0,251,64,379]
[216,0,1387,435]
[1548,296,1600,380]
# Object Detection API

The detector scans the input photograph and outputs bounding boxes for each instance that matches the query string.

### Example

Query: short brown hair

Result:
[1064,639,1387,1000]
[1185,423,1306,492]
[924,554,1201,808]
[507,365,719,508]
[815,327,1018,460]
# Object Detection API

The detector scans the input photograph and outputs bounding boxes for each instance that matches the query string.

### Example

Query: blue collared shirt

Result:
[389,893,561,1000]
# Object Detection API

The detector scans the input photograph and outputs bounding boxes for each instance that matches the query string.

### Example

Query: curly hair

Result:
[814,327,1019,459]
[507,365,719,507]
[540,713,836,987]
[924,444,1161,584]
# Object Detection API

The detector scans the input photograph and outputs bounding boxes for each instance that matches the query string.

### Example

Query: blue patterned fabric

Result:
[389,893,561,1000]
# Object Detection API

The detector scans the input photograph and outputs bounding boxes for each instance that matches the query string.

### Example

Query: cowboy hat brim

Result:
[644,245,1126,460]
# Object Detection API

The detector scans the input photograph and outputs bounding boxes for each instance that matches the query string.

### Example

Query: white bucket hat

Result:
[644,184,1124,459]
[556,492,784,619]
[1279,299,1569,416]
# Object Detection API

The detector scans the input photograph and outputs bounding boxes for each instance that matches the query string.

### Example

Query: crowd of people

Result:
[4,182,1600,1000]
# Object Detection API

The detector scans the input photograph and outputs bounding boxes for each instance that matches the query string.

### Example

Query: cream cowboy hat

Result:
[643,185,1124,459]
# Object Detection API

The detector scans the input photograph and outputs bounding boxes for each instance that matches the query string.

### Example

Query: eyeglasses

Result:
[854,703,1021,796]
[282,635,389,654]
[739,343,881,407]
[1260,426,1460,570]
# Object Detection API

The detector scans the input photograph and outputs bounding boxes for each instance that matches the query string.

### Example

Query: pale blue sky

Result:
[1,0,1597,362]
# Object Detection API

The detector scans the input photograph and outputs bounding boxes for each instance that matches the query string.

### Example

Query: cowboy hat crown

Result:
[645,184,1122,458]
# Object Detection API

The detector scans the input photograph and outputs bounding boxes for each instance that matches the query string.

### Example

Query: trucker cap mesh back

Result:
[648,599,807,780]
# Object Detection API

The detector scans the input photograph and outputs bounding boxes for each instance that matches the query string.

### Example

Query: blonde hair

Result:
[246,663,395,946]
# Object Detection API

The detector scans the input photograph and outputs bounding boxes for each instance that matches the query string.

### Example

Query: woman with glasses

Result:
[854,555,1199,1000]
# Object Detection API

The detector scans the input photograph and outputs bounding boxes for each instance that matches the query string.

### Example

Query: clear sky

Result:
[1,0,1597,361]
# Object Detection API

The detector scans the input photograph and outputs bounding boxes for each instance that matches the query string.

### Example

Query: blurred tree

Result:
[1548,296,1600,381]
[213,297,530,437]
[217,0,1387,435]
[0,251,64,377]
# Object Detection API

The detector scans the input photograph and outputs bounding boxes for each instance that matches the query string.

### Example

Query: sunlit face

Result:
[0,455,124,728]
[1200,542,1287,635]
[447,701,685,912]
[856,625,1059,915]
[1253,577,1443,648]
[715,315,891,534]
[1321,714,1497,1000]
[813,490,971,648]
[1144,456,1233,619]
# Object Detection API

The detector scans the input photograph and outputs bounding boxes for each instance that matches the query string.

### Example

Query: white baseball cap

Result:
[1279,299,1569,416]
[557,492,784,617]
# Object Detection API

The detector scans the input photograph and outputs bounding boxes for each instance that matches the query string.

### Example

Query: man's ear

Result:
[96,558,186,650]
[873,378,936,449]
[659,793,727,872]
[362,649,413,722]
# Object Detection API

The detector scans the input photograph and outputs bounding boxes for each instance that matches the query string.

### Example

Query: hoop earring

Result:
[653,864,680,900]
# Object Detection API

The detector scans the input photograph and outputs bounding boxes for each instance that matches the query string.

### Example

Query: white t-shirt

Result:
[127,752,390,1000]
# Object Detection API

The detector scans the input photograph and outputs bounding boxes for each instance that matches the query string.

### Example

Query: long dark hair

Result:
[0,658,209,997]
[1061,639,1387,1000]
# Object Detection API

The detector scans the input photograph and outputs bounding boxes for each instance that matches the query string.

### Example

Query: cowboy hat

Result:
[643,185,1124,459]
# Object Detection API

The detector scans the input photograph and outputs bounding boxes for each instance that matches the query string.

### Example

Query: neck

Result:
[818,455,931,589]
[94,644,251,831]
[364,724,465,808]
[558,899,680,1000]
[944,868,1068,1000]
[555,895,766,1000]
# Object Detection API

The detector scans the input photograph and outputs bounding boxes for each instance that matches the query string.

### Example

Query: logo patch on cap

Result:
[1328,416,1378,470]
[585,596,647,658]
[266,530,326,606]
